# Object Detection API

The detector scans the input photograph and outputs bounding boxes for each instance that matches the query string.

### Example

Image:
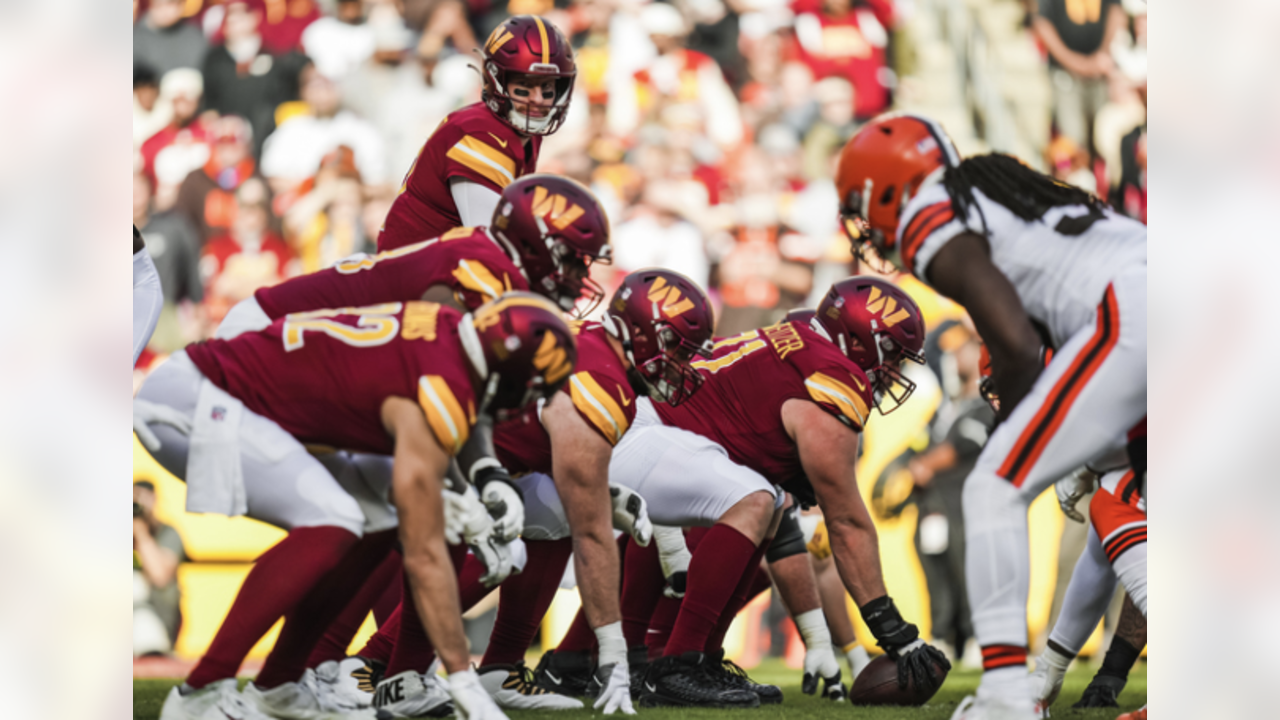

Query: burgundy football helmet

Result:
[480,15,576,135]
[783,308,816,326]
[815,277,926,413]
[602,269,715,406]
[463,292,578,421]
[491,174,612,317]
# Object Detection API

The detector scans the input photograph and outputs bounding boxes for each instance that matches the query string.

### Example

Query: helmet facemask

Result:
[630,324,712,407]
[840,183,903,275]
[544,240,610,318]
[866,334,925,414]
[486,68,574,136]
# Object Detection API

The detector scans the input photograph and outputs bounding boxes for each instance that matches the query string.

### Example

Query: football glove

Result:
[860,596,950,694]
[480,479,524,543]
[448,669,509,720]
[443,486,519,586]
[609,484,653,547]
[652,525,691,599]
[133,398,193,452]
[1055,467,1099,523]
[806,519,832,560]
[802,648,846,701]
[589,662,636,715]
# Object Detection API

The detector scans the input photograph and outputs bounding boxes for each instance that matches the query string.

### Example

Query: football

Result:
[849,654,949,706]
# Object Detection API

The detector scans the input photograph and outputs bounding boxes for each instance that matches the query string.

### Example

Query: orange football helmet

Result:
[835,113,961,269]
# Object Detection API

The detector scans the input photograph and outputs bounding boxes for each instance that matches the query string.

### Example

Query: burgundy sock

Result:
[257,530,399,687]
[371,550,404,626]
[620,538,665,649]
[556,608,597,653]
[385,543,470,675]
[358,604,399,664]
[663,524,758,657]
[306,547,402,668]
[646,596,681,660]
[480,538,573,667]
[187,526,359,688]
[704,546,770,653]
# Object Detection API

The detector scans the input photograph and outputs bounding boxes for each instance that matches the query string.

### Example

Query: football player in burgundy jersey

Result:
[348,269,715,715]
[584,277,949,708]
[137,294,576,720]
[836,115,1145,719]
[378,15,576,251]
[216,173,612,341]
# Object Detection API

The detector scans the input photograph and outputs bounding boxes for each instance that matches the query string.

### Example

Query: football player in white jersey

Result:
[835,113,1146,720]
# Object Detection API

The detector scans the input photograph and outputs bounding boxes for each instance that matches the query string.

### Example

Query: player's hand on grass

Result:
[861,595,950,694]
[591,662,636,715]
[449,668,509,720]
[802,647,847,701]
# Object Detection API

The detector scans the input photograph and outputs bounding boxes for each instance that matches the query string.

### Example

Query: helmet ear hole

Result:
[879,185,895,206]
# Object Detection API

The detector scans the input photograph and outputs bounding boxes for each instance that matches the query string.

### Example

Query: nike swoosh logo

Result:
[851,374,866,391]
[546,671,562,683]
[645,683,657,693]
[487,132,508,148]
[617,385,632,406]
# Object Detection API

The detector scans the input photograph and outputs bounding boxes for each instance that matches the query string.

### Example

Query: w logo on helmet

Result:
[533,331,572,384]
[865,286,913,328]
[532,186,586,230]
[485,26,514,54]
[646,276,695,318]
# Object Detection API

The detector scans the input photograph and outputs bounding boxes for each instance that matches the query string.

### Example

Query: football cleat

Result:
[1073,675,1124,708]
[159,679,274,720]
[950,688,1039,720]
[346,656,387,698]
[371,670,454,718]
[638,652,760,709]
[703,649,782,705]
[243,679,377,720]
[306,658,375,710]
[532,649,595,697]
[478,662,584,710]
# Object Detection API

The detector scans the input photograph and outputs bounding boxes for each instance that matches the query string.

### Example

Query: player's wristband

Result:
[471,460,522,500]
[795,608,833,650]
[594,621,627,667]
[859,595,919,652]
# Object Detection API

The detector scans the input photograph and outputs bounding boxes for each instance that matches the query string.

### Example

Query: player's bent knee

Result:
[766,507,806,563]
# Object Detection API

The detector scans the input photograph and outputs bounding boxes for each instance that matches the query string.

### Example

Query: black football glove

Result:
[802,669,847,702]
[860,596,951,695]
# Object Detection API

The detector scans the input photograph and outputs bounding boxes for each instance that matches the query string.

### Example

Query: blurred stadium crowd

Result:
[133,0,1146,365]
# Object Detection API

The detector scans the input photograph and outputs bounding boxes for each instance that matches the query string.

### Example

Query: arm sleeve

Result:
[449,180,503,228]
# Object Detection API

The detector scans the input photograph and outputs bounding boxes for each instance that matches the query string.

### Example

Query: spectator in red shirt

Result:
[200,177,299,329]
[791,0,894,119]
[175,115,275,246]
[139,69,210,188]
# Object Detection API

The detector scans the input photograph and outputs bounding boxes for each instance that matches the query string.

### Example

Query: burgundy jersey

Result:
[187,301,478,457]
[495,323,637,475]
[379,103,542,252]
[255,227,527,317]
[656,321,873,496]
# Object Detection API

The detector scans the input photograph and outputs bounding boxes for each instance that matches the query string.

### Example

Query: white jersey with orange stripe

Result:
[901,183,1147,349]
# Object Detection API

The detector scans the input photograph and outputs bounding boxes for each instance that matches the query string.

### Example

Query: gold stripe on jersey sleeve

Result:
[445,136,516,188]
[453,259,506,301]
[804,372,869,429]
[418,375,471,455]
[568,372,629,445]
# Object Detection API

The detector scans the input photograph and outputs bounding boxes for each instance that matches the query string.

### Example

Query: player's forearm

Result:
[403,544,469,673]
[828,516,887,606]
[815,557,858,647]
[572,528,622,628]
[769,552,822,616]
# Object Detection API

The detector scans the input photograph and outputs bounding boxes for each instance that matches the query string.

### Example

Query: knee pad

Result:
[766,505,806,563]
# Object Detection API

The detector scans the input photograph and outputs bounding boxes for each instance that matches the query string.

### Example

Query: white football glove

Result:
[609,484,652,547]
[802,647,846,701]
[591,662,636,715]
[653,525,691,599]
[442,486,518,586]
[480,481,524,544]
[448,669,509,720]
[1055,468,1099,523]
[133,398,193,452]
[1030,647,1071,716]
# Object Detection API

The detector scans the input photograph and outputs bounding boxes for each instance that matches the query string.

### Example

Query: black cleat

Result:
[639,652,760,708]
[349,655,387,695]
[533,649,595,697]
[1073,675,1125,708]
[704,649,783,704]
[627,646,650,699]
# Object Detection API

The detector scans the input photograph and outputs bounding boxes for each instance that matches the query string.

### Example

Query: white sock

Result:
[1112,542,1147,616]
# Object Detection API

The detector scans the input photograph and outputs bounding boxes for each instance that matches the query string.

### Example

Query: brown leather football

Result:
[849,653,949,706]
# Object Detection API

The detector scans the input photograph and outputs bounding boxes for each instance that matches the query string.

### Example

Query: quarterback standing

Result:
[379,15,577,251]
[836,113,1146,720]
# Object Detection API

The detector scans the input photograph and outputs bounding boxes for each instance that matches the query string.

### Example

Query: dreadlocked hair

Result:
[940,153,1108,234]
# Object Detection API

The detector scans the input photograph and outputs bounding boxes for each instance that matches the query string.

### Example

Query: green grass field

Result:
[132,658,1145,719]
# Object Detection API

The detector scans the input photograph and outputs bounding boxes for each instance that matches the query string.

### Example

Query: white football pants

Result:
[133,248,163,366]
